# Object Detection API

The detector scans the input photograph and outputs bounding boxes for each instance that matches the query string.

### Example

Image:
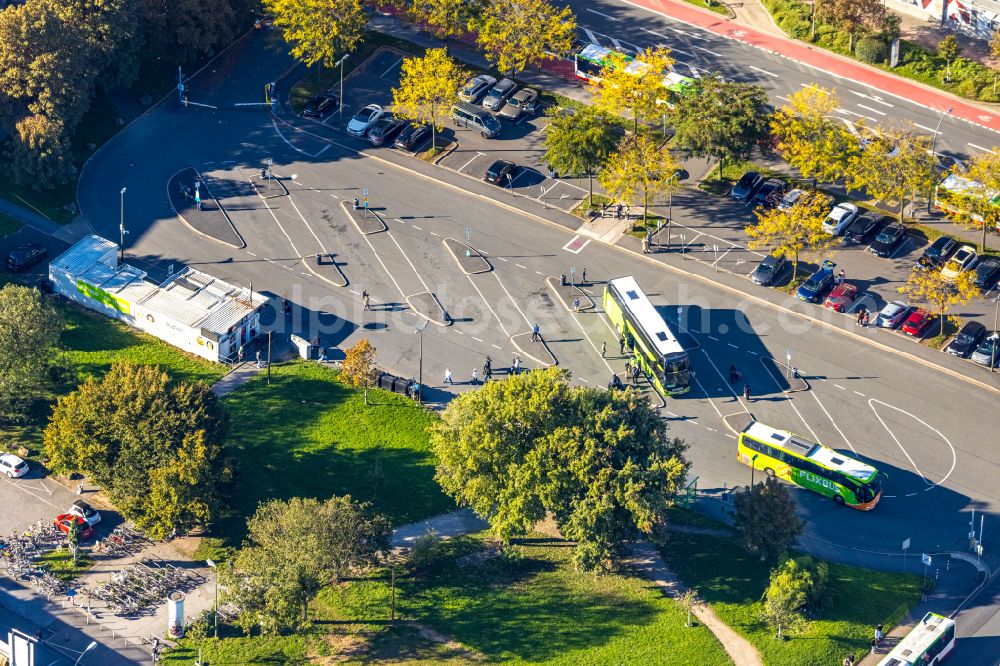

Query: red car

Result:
[901,309,934,337]
[53,514,94,540]
[823,283,858,312]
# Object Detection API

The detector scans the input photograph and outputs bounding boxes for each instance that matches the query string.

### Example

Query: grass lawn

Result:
[0,211,21,238]
[203,362,451,559]
[34,549,94,582]
[0,181,77,225]
[663,515,921,666]
[168,532,732,665]
[678,0,731,15]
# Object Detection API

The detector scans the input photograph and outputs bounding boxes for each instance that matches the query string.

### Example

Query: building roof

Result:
[49,235,117,276]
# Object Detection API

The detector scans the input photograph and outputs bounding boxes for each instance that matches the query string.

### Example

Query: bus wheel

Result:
[834,495,845,506]
[764,467,775,478]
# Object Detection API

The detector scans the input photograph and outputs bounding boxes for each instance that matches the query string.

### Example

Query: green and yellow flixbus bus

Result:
[738,420,884,510]
[877,612,955,666]
[604,276,690,396]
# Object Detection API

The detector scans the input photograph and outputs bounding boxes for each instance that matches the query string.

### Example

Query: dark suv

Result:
[7,244,47,272]
[730,171,763,201]
[750,253,786,286]
[946,321,986,357]
[919,235,958,268]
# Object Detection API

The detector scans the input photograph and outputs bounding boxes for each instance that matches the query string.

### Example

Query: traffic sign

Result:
[362,188,368,196]
[921,554,932,566]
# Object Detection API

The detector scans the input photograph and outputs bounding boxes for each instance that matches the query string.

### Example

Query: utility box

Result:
[290,334,314,360]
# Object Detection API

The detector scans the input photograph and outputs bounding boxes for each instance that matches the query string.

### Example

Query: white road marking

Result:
[835,108,878,122]
[458,152,484,172]
[693,44,721,56]
[535,270,543,276]
[580,377,590,383]
[854,390,866,397]
[776,95,790,102]
[492,344,502,350]
[834,384,846,390]
[707,335,719,341]
[380,57,404,79]
[463,275,510,336]
[313,145,330,158]
[498,257,508,262]
[493,272,531,327]
[968,143,998,154]
[583,28,600,45]
[727,343,738,348]
[472,336,483,342]
[749,65,778,77]
[430,232,440,236]
[563,297,614,374]
[706,427,717,432]
[515,263,527,269]
[386,228,431,292]
[869,399,957,489]
[725,433,737,440]
[270,117,311,156]
[412,225,422,230]
[692,375,725,419]
[246,251,256,256]
[914,123,941,135]
[562,235,591,254]
[2,480,61,509]
[848,90,893,107]
[809,391,856,454]
[586,7,617,20]
[856,104,886,116]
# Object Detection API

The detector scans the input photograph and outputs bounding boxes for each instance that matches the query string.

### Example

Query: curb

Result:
[544,276,596,313]
[442,237,492,274]
[166,168,246,249]
[405,291,451,327]
[759,356,810,393]
[340,199,388,235]
[249,174,290,199]
[510,332,557,367]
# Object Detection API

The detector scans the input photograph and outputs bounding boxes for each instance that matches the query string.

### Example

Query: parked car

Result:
[822,202,860,235]
[868,222,906,258]
[876,301,911,329]
[730,171,763,201]
[941,245,978,280]
[394,122,432,151]
[751,178,786,208]
[458,74,497,103]
[367,117,407,146]
[750,252,786,286]
[67,500,102,527]
[53,514,94,541]
[777,188,805,211]
[7,244,48,272]
[484,159,518,186]
[482,78,517,111]
[0,452,28,478]
[497,87,539,121]
[971,333,1000,366]
[301,91,339,119]
[975,256,1000,290]
[346,104,383,137]
[796,260,837,302]
[901,309,934,337]
[918,235,958,268]
[844,211,883,245]
[451,101,502,138]
[823,283,858,312]
[946,321,987,357]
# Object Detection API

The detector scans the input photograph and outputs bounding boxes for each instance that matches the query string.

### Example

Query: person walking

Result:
[255,350,262,369]
[875,624,884,647]
[484,357,492,381]
[363,290,371,311]
[743,384,751,402]
[862,310,870,327]
[632,364,640,383]
[619,336,626,355]
[601,341,607,358]
[444,368,453,384]
[317,347,327,362]
[471,368,479,385]
[572,297,580,312]
[531,323,540,342]
[625,360,632,377]
[237,345,244,363]
[581,267,587,284]
[512,356,521,374]
[838,269,846,283]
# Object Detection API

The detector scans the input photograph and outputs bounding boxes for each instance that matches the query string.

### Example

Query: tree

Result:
[678,588,701,627]
[732,478,804,561]
[990,30,1000,95]
[431,367,689,572]
[770,85,855,188]
[940,151,1000,251]
[470,0,575,78]
[406,0,480,53]
[671,76,770,181]
[844,122,935,222]
[938,34,961,81]
[745,192,837,281]
[598,134,682,228]
[139,0,257,62]
[341,338,378,405]
[898,265,980,338]
[392,48,467,150]
[759,558,811,639]
[544,106,620,205]
[228,496,391,633]
[44,363,229,539]
[263,0,367,68]
[816,0,883,52]
[593,47,675,133]
[0,284,62,421]
[7,114,76,190]
[66,517,82,566]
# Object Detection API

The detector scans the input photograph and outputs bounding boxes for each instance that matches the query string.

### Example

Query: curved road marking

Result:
[809,390,856,455]
[868,398,957,490]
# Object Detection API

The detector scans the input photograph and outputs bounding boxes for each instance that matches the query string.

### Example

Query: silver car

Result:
[971,333,1000,366]
[458,75,497,103]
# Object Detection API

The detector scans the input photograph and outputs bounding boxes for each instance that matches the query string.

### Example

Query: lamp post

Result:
[414,320,428,402]
[336,54,350,118]
[206,559,219,639]
[992,295,999,373]
[928,107,953,212]
[751,453,759,487]
[74,641,98,666]
[665,172,679,250]
[119,187,127,261]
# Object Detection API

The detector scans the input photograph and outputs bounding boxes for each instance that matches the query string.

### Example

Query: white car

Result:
[346,104,383,137]
[941,244,978,280]
[0,452,28,478]
[877,301,911,329]
[822,203,860,235]
[67,500,102,527]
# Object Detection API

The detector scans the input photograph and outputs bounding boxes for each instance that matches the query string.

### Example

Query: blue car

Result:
[796,260,837,303]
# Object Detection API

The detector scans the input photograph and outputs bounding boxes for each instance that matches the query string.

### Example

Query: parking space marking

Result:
[889,235,916,259]
[458,151,485,172]
[583,28,600,44]
[380,57,404,79]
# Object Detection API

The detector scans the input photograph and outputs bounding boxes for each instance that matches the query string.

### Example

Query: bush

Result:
[856,37,888,64]
[185,610,215,640]
[407,529,445,572]
[979,82,1000,102]
[956,78,981,98]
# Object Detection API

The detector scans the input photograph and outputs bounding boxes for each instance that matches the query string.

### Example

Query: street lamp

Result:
[751,453,759,487]
[206,559,219,639]
[992,295,999,373]
[928,107,953,212]
[414,320,428,402]
[119,187,127,261]
[74,641,98,665]
[336,54,350,118]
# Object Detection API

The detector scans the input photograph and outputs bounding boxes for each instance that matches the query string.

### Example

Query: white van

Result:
[450,101,502,138]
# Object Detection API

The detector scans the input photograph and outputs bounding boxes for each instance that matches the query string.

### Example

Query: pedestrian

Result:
[839,269,846,283]
[729,364,738,383]
[863,311,870,327]
[625,360,632,377]
[512,356,521,373]
[444,368,453,384]
[870,637,877,654]
[743,384,751,402]
[256,350,262,369]
[318,347,327,362]
[582,267,587,284]
[642,236,649,254]
[573,297,580,312]
[484,359,492,381]
[619,336,626,355]
[471,368,479,385]
[856,308,864,326]
[875,624,884,646]
[531,323,540,342]
[238,345,244,363]
[843,656,851,666]
[632,364,640,382]
[363,290,371,311]
[601,341,607,358]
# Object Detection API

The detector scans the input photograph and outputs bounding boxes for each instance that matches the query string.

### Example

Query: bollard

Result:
[353,197,360,210]
[560,274,566,286]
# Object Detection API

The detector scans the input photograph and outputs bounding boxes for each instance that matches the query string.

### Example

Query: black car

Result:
[918,235,958,268]
[367,117,407,146]
[302,92,340,119]
[730,171,763,201]
[394,122,432,151]
[974,256,1000,289]
[868,222,906,258]
[484,159,517,186]
[844,210,883,245]
[7,244,47,272]
[750,252,786,286]
[946,321,987,357]
[751,178,785,208]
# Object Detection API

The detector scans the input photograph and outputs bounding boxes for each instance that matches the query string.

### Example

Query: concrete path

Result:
[728,0,785,38]
[390,508,489,549]
[627,542,763,666]
[210,362,264,397]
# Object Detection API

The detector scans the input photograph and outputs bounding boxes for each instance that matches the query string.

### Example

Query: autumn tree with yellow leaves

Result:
[938,150,1000,252]
[593,46,675,134]
[470,0,575,78]
[405,0,480,53]
[598,134,682,228]
[263,0,367,68]
[745,191,836,281]
[898,266,980,338]
[770,85,855,188]
[392,48,467,150]
[341,338,378,405]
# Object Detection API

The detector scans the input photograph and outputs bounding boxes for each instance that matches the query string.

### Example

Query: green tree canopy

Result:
[0,284,62,421]
[732,478,804,561]
[760,557,812,638]
[392,48,467,150]
[431,367,689,571]
[599,134,682,227]
[44,363,229,538]
[228,495,392,633]
[264,0,368,68]
[670,75,770,180]
[770,85,854,187]
[844,121,935,222]
[746,190,836,280]
[817,0,882,52]
[592,47,675,133]
[406,0,481,51]
[471,0,575,78]
[543,106,621,204]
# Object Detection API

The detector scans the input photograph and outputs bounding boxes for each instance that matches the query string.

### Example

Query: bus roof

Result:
[662,71,694,90]
[877,612,954,666]
[607,276,684,357]
[741,421,877,481]
[939,173,1000,204]
[578,43,629,64]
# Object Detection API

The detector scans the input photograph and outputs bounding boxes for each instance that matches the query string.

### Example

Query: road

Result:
[71,17,1000,661]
